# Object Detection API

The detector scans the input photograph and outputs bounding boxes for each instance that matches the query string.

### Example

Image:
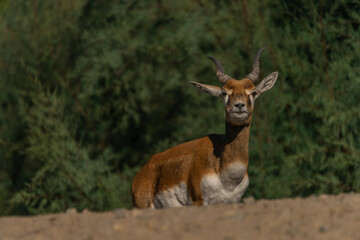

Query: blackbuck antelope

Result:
[132,47,278,208]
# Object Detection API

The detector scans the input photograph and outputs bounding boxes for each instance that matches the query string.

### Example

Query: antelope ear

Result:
[190,81,222,97]
[255,72,278,98]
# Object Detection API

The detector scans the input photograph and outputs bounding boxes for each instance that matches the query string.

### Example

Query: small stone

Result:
[318,194,328,199]
[82,208,90,214]
[243,196,256,204]
[113,223,124,231]
[65,208,77,214]
[130,209,142,218]
[113,208,128,219]
[319,225,327,233]
[224,210,236,217]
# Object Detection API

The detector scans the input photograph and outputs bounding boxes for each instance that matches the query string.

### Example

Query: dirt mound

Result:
[1,193,359,240]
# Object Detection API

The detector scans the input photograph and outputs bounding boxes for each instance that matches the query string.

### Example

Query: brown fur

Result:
[132,78,255,209]
[131,48,279,208]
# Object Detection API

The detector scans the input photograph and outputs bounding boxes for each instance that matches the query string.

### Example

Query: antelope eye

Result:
[250,91,257,97]
[221,91,227,97]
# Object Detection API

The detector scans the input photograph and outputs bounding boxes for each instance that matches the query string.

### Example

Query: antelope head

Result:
[191,47,278,126]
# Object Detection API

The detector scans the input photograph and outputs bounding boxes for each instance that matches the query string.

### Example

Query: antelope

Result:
[132,47,278,208]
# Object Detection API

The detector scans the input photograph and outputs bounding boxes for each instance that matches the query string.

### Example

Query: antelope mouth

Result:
[226,112,249,125]
[231,110,248,114]
[230,110,248,116]
[228,111,249,122]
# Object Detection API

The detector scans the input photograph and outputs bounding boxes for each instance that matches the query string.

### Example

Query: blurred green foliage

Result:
[0,0,359,215]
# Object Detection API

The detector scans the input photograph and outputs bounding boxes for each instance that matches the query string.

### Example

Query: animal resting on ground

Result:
[132,47,278,209]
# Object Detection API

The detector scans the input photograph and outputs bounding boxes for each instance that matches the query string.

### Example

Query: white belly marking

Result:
[201,162,249,205]
[153,182,192,208]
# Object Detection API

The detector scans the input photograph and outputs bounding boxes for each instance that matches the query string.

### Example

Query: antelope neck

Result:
[221,122,250,167]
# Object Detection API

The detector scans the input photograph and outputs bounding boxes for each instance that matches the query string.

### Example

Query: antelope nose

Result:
[234,102,245,109]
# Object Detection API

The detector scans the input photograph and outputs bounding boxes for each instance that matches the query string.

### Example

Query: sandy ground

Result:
[1,193,360,240]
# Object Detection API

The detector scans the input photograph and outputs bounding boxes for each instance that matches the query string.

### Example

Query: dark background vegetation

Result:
[0,0,359,215]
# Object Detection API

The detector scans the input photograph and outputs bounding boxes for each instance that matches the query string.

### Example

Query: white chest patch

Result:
[153,182,192,209]
[201,162,249,205]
